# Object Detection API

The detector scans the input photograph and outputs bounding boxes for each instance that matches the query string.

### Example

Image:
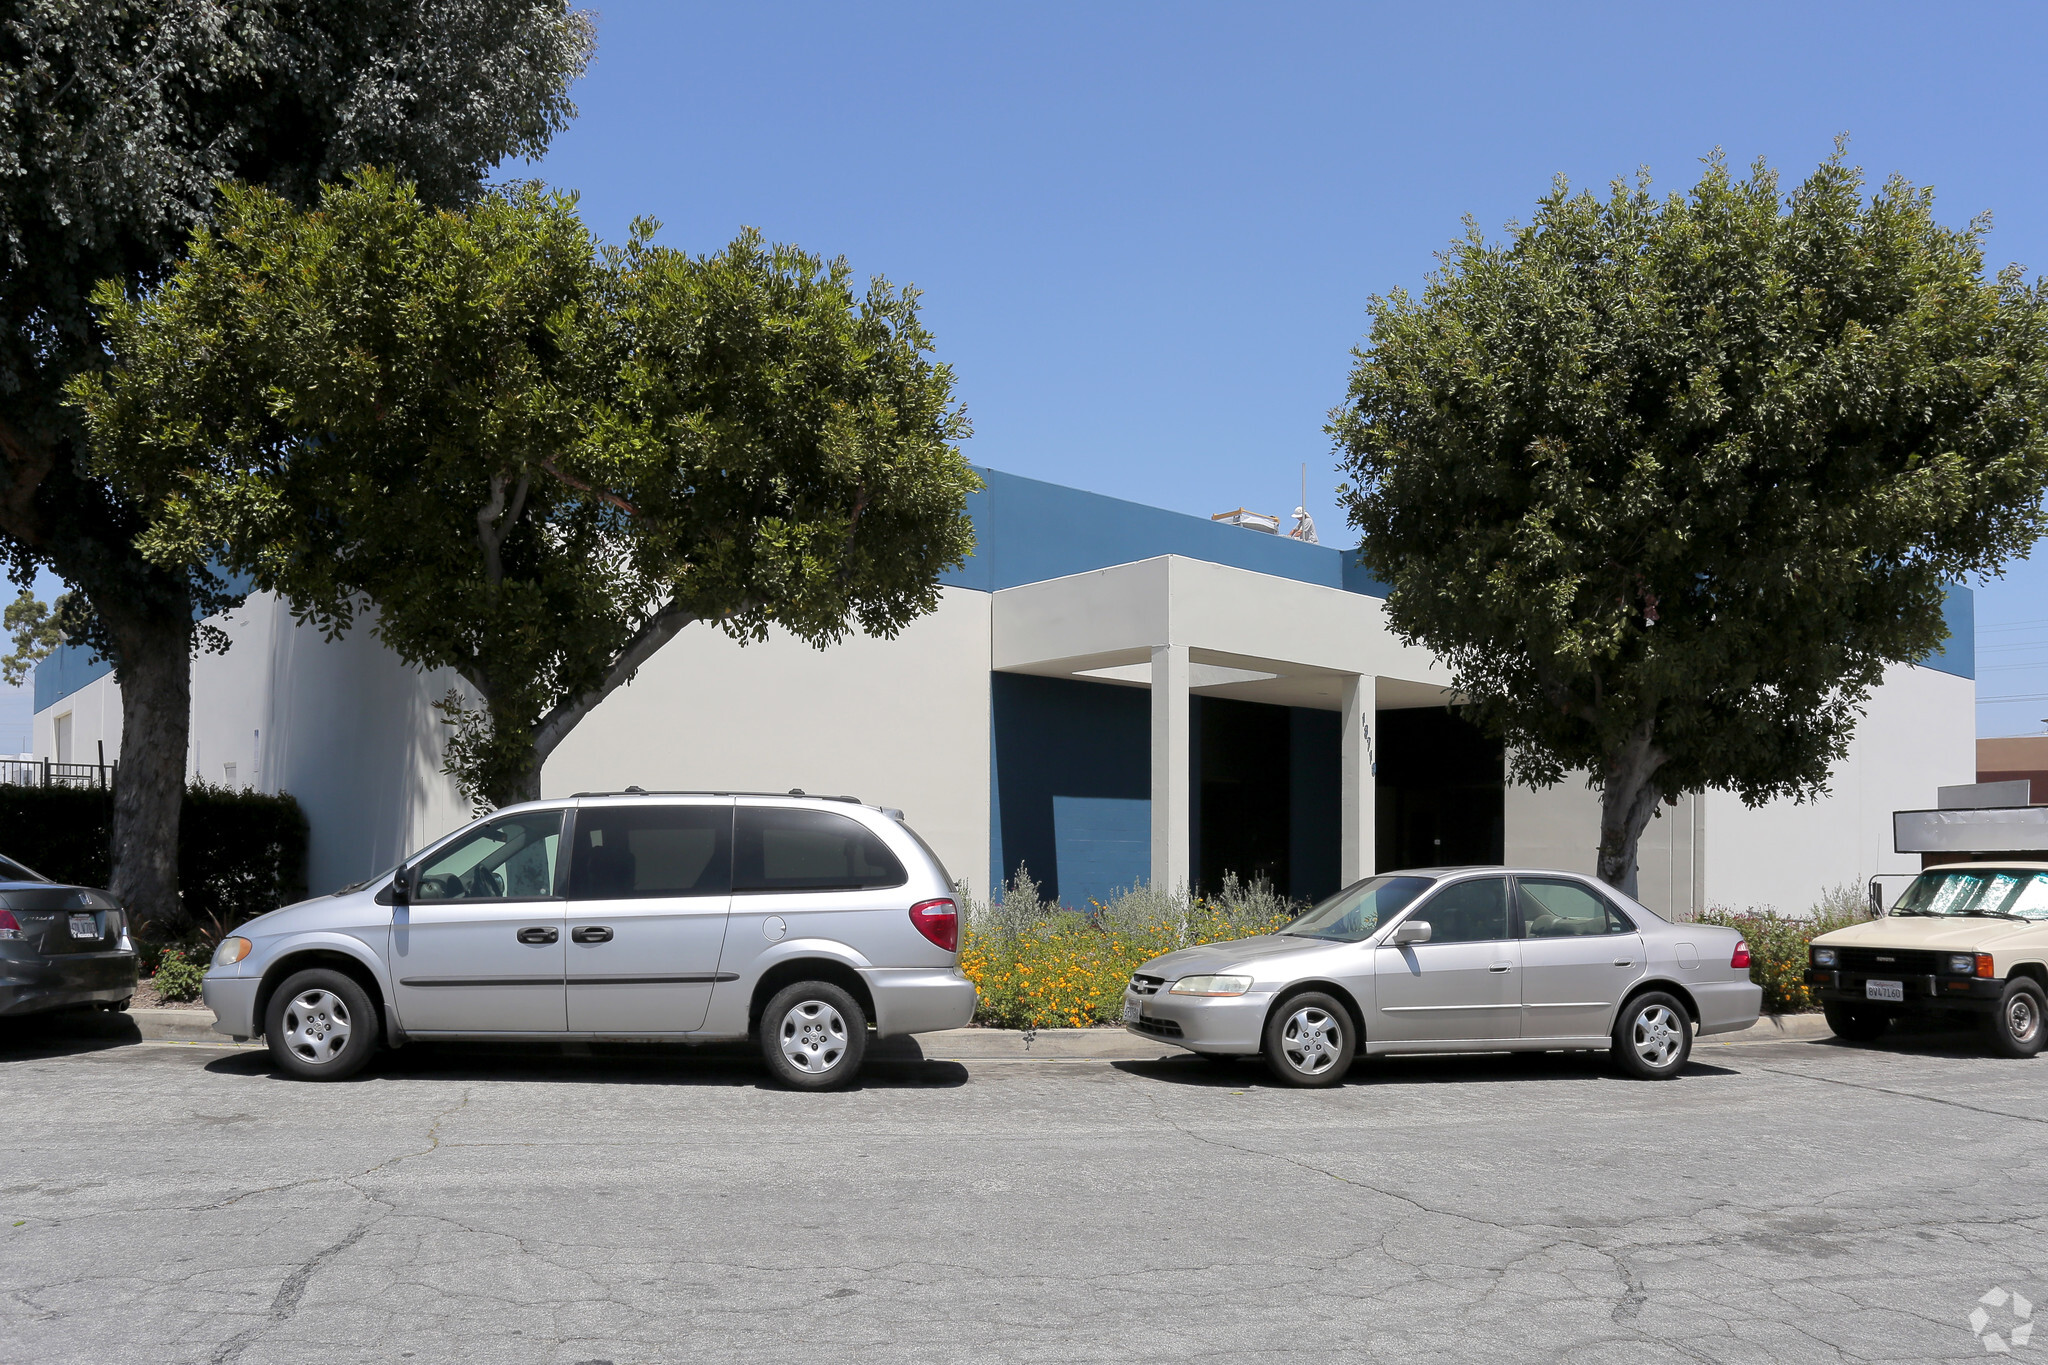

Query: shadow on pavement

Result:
[0,1009,143,1061]
[204,1033,970,1090]
[1813,1024,2002,1061]
[1112,1048,1738,1089]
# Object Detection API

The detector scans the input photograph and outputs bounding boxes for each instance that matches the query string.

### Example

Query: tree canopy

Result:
[75,170,980,808]
[1330,149,2048,895]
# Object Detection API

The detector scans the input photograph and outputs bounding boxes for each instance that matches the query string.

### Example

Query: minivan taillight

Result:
[908,898,958,952]
[1731,939,1751,970]
[0,909,20,941]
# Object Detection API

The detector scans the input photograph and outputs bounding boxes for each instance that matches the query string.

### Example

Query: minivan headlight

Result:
[1811,948,1837,968]
[1169,974,1252,997]
[213,936,252,967]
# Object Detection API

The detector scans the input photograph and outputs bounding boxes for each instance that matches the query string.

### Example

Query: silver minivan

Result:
[203,793,977,1089]
[1126,867,1761,1086]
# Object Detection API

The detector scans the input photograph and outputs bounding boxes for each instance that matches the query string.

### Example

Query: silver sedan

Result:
[1125,867,1761,1086]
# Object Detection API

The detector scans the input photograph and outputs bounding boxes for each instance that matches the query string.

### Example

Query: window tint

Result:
[1518,879,1634,937]
[1285,875,1435,942]
[568,805,732,899]
[0,853,47,882]
[1404,877,1510,945]
[734,807,906,892]
[414,812,562,901]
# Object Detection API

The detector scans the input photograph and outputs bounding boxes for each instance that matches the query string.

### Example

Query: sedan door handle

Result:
[1488,963,1513,973]
[1614,959,1636,967]
[571,925,614,944]
[517,926,559,945]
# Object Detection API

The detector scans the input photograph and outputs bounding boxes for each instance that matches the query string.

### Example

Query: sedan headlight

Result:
[1169,974,1252,997]
[1948,954,1975,975]
[212,936,252,967]
[1811,948,1837,968]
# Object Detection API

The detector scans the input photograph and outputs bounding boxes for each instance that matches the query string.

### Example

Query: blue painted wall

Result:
[989,672,1151,905]
[943,466,1387,597]
[1924,584,1974,681]
[33,642,113,713]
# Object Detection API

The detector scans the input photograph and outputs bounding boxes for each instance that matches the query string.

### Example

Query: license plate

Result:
[1123,995,1143,1025]
[68,913,97,940]
[1866,979,1904,1002]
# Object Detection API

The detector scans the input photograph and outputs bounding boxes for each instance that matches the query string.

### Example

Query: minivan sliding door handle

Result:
[517,926,559,945]
[571,925,614,944]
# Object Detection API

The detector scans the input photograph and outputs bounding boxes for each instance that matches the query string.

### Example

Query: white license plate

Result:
[67,913,97,940]
[1124,995,1143,1025]
[1866,979,1904,1002]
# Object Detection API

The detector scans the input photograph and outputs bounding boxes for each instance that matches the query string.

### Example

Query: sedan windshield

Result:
[1892,869,2048,921]
[1283,875,1435,942]
[0,853,47,882]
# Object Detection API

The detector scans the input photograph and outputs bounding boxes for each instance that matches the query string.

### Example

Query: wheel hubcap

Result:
[283,989,352,1065]
[2009,995,2039,1042]
[779,1000,848,1074]
[1632,1004,1683,1068]
[1281,1006,1341,1075]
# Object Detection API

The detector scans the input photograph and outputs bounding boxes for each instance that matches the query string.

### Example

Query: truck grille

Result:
[1838,947,1946,976]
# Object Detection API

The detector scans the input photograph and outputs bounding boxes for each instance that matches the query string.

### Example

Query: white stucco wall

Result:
[541,586,995,898]
[32,670,122,770]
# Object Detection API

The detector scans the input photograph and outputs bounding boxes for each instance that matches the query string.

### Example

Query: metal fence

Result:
[0,758,116,790]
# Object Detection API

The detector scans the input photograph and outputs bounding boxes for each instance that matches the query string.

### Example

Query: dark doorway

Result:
[1197,697,1291,895]
[1376,706,1504,871]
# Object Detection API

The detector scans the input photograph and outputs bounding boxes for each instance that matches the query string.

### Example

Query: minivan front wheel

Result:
[759,981,869,1091]
[264,968,379,1081]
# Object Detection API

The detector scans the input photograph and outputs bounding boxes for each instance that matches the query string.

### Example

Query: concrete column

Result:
[1340,674,1375,884]
[1150,644,1191,893]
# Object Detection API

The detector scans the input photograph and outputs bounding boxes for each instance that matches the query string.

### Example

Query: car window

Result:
[1518,879,1634,937]
[733,807,906,892]
[1894,869,2048,921]
[1284,875,1435,942]
[0,853,46,882]
[414,812,563,902]
[568,805,733,899]
[1404,876,1510,945]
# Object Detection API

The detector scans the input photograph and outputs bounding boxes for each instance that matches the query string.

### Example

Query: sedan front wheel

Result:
[1261,992,1356,1088]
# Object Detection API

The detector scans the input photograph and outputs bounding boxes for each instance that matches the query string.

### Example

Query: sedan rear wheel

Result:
[1611,991,1691,1080]
[1261,991,1356,1088]
[264,968,378,1081]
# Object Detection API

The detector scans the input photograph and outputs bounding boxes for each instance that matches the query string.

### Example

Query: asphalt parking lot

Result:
[4,1021,2045,1365]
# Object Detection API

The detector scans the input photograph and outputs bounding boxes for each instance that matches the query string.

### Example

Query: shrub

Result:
[961,867,1297,1028]
[151,948,206,1003]
[1689,884,1866,1014]
[0,781,308,943]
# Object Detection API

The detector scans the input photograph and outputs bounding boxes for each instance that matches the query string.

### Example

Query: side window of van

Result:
[567,805,732,899]
[734,807,907,893]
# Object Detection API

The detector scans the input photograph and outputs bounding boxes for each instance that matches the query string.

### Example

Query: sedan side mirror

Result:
[390,867,413,907]
[1390,919,1432,946]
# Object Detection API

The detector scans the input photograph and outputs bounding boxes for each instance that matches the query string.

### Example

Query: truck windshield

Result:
[1893,869,2048,921]
[1283,875,1435,942]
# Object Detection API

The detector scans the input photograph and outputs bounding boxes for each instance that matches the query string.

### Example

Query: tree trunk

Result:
[100,600,191,934]
[1595,719,1666,900]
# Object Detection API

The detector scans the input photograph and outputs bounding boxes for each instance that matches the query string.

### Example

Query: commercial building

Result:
[30,468,1976,918]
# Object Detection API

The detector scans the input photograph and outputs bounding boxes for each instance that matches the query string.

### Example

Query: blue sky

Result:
[7,0,2048,749]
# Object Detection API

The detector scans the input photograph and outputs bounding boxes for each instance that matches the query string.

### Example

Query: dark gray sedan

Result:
[0,852,137,1016]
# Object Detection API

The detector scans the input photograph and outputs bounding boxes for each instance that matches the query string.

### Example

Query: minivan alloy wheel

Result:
[283,988,352,1064]
[779,999,849,1074]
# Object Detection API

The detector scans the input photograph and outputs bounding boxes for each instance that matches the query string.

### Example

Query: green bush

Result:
[151,947,206,1003]
[1690,886,1865,1014]
[0,781,309,943]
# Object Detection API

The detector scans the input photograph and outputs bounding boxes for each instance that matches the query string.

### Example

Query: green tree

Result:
[0,2,591,922]
[74,171,980,809]
[1330,150,2048,897]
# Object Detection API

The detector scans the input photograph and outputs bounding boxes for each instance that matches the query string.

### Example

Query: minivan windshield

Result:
[1282,875,1435,942]
[1892,869,2048,921]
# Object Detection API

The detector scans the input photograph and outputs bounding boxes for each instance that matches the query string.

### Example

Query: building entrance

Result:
[1375,706,1504,871]
[1192,697,1340,904]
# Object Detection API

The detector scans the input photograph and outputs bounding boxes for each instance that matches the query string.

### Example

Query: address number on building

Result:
[1865,979,1905,1002]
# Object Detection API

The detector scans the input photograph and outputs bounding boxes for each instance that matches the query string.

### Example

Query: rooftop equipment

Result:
[1212,507,1280,534]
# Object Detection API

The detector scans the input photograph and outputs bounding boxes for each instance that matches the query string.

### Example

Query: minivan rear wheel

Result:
[759,981,868,1090]
[264,968,378,1081]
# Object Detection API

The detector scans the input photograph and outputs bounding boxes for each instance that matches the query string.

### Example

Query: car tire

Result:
[1822,1003,1890,1044]
[1611,991,1692,1080]
[1261,991,1356,1088]
[759,981,868,1091]
[264,968,379,1081]
[1984,978,2048,1059]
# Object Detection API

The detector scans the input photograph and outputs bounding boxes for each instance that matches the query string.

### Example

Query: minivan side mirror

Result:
[390,867,412,907]
[1390,919,1432,946]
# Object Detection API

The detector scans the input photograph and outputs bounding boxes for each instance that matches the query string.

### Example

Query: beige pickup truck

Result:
[1807,863,2048,1057]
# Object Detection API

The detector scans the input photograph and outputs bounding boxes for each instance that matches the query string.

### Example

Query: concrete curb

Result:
[95,1010,1838,1057]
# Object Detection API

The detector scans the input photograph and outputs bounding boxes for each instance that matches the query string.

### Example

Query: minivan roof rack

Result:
[566,789,866,804]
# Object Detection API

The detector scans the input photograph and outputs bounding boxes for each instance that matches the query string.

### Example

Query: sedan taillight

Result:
[908,898,959,952]
[1731,939,1751,969]
[0,909,21,941]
